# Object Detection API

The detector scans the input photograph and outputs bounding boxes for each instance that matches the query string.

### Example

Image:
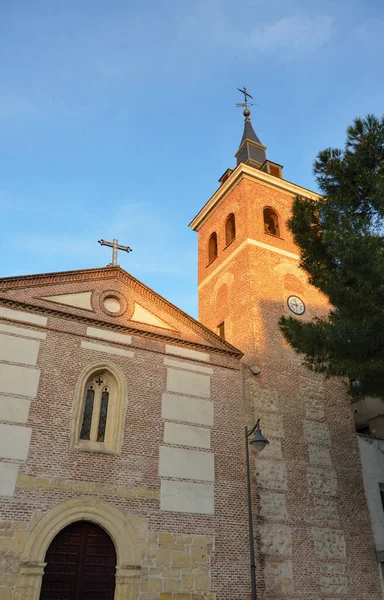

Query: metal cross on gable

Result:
[98,238,132,267]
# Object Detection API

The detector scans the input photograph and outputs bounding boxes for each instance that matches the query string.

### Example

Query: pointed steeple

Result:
[235,108,267,168]
[239,110,262,147]
[217,89,284,185]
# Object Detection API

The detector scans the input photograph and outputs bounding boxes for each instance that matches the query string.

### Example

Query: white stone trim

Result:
[86,327,132,345]
[165,344,210,362]
[0,395,31,423]
[164,422,211,449]
[247,238,300,260]
[80,341,134,358]
[131,303,172,330]
[0,323,46,340]
[0,334,40,366]
[166,368,210,399]
[0,364,41,398]
[41,291,93,311]
[159,446,214,481]
[0,423,32,460]
[164,358,213,374]
[198,238,299,290]
[161,393,214,426]
[0,306,47,326]
[0,462,19,497]
[160,480,214,514]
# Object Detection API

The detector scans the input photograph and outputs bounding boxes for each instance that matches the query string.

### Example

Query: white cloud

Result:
[246,15,333,54]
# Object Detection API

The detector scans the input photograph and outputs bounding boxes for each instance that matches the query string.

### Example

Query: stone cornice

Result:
[0,267,242,357]
[0,267,118,290]
[189,163,321,231]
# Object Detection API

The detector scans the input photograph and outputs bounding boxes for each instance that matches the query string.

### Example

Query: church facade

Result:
[0,267,250,600]
[0,109,382,600]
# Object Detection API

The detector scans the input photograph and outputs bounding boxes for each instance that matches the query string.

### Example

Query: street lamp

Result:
[245,419,269,600]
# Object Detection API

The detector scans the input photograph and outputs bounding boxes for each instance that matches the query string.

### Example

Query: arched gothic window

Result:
[71,364,126,454]
[225,213,236,246]
[79,373,111,443]
[208,232,218,264]
[263,207,280,237]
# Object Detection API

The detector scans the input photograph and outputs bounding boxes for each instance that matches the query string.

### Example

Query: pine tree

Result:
[279,115,384,398]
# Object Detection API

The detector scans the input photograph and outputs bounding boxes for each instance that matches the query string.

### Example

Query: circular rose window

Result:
[98,290,128,317]
[103,296,121,313]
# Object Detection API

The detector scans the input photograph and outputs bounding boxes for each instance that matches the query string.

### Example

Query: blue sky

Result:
[1,0,383,318]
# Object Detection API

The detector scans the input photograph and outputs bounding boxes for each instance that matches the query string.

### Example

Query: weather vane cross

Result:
[98,238,132,267]
[236,86,256,109]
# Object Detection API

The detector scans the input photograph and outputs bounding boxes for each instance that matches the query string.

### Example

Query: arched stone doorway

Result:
[39,520,116,599]
[15,496,146,600]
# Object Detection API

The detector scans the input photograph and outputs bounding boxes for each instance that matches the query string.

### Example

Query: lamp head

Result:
[249,421,269,453]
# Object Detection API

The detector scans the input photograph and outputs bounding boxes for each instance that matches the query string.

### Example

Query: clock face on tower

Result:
[287,295,305,315]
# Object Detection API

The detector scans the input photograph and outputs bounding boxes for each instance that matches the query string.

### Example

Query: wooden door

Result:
[39,521,116,600]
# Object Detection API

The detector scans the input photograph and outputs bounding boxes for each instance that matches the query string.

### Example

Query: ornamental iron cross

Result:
[98,238,132,267]
[236,86,256,109]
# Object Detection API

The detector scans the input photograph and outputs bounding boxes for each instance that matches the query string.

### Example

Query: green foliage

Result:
[279,115,384,398]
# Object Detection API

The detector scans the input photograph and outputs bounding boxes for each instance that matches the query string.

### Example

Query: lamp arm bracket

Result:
[246,418,260,438]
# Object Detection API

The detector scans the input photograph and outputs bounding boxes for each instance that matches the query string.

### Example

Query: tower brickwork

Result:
[190,115,382,599]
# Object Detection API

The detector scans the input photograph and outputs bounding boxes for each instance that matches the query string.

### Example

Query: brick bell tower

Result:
[189,101,382,599]
[189,103,329,368]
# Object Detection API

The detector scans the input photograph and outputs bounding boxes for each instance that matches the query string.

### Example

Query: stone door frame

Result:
[14,496,146,600]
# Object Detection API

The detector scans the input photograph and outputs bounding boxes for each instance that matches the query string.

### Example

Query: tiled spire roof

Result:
[235,108,267,167]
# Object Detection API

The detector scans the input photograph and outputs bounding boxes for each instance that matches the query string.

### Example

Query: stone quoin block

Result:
[307,466,338,496]
[258,524,292,557]
[159,446,214,481]
[308,445,332,466]
[312,528,346,560]
[319,562,347,595]
[0,363,40,398]
[0,423,32,460]
[0,333,41,366]
[0,396,31,424]
[164,422,211,449]
[161,393,214,426]
[0,462,19,496]
[259,492,289,521]
[304,420,331,446]
[256,460,288,491]
[160,480,214,514]
[310,497,340,526]
[166,368,211,399]
[264,560,293,596]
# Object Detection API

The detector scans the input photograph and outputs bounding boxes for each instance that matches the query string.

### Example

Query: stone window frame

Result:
[15,496,144,600]
[70,362,127,455]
